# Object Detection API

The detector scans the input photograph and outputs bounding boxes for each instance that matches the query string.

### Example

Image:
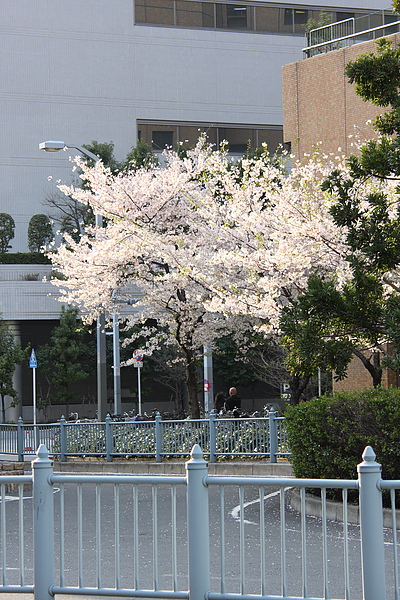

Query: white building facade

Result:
[0,0,392,416]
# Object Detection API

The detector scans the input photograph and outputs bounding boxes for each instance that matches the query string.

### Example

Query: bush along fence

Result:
[1,410,288,463]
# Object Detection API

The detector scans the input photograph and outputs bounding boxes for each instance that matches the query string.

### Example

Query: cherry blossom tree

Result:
[51,139,382,408]
[51,142,241,418]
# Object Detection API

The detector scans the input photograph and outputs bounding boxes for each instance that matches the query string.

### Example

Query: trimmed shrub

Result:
[0,252,51,264]
[285,388,400,483]
[28,214,53,252]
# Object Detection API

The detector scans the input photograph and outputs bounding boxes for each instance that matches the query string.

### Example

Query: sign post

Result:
[133,352,143,415]
[203,343,213,414]
[29,349,38,449]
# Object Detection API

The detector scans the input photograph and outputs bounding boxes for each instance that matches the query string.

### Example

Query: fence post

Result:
[59,416,67,462]
[17,417,24,462]
[32,444,55,600]
[186,444,211,600]
[269,409,277,463]
[105,414,112,462]
[155,412,162,463]
[357,446,386,600]
[209,410,216,463]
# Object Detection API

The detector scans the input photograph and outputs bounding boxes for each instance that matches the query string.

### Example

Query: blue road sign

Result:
[29,349,37,368]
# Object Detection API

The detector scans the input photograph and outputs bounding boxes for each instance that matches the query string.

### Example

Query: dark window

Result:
[226,5,248,29]
[293,9,308,25]
[152,131,173,150]
[284,8,308,28]
[335,11,354,22]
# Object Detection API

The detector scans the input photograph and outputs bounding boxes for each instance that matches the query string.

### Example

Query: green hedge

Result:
[0,252,51,264]
[285,388,400,483]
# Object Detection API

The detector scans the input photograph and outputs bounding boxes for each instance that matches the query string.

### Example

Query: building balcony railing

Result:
[303,12,400,58]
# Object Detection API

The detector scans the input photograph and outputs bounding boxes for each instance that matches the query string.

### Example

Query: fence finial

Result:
[36,444,49,460]
[362,446,376,462]
[190,444,203,461]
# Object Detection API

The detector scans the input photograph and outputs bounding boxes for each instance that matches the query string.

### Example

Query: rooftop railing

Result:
[304,10,400,58]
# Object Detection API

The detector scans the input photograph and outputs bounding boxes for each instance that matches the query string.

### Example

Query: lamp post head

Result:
[39,140,65,152]
[39,140,100,164]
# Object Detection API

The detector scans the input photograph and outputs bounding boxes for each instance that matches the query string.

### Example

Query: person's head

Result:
[229,387,237,396]
[215,391,225,401]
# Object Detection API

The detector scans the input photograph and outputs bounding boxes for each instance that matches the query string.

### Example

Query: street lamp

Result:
[39,140,108,421]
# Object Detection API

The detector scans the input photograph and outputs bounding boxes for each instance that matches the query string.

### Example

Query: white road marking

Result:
[231,488,293,525]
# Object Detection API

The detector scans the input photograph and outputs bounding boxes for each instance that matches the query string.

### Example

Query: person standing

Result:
[225,387,241,411]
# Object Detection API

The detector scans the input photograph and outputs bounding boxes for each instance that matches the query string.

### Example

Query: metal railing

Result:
[304,14,400,58]
[0,410,288,463]
[0,444,398,600]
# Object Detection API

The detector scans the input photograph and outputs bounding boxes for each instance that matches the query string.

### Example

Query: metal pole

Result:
[155,412,162,463]
[185,444,211,600]
[269,409,277,463]
[17,417,24,462]
[32,445,55,600]
[32,366,38,450]
[203,343,213,414]
[105,414,112,462]
[137,364,142,415]
[59,415,67,462]
[113,314,121,414]
[209,410,216,463]
[97,312,107,421]
[357,446,386,600]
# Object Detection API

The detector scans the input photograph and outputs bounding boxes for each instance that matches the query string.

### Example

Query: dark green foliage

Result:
[28,214,53,252]
[279,273,389,400]
[82,139,158,174]
[36,306,96,413]
[285,388,400,501]
[304,10,331,35]
[346,39,400,109]
[213,333,262,390]
[0,213,15,253]
[82,141,121,173]
[0,252,51,264]
[124,140,159,172]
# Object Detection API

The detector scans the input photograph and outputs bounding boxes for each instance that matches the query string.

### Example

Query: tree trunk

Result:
[290,374,311,405]
[353,349,382,387]
[186,354,200,419]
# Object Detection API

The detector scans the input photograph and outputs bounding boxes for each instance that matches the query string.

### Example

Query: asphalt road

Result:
[1,479,399,600]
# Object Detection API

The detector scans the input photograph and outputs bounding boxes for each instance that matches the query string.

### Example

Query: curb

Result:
[288,489,400,529]
[51,459,294,477]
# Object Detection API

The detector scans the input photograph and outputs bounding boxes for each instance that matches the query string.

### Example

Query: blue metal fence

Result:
[0,410,288,463]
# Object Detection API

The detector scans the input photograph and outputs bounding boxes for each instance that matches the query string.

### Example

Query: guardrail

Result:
[303,19,400,58]
[0,444,397,600]
[0,410,288,463]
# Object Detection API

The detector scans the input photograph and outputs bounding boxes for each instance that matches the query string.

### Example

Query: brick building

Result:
[282,24,400,392]
[283,33,400,160]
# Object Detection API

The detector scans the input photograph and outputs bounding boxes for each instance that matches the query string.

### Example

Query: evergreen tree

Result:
[0,213,15,253]
[36,306,95,416]
[28,214,53,252]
